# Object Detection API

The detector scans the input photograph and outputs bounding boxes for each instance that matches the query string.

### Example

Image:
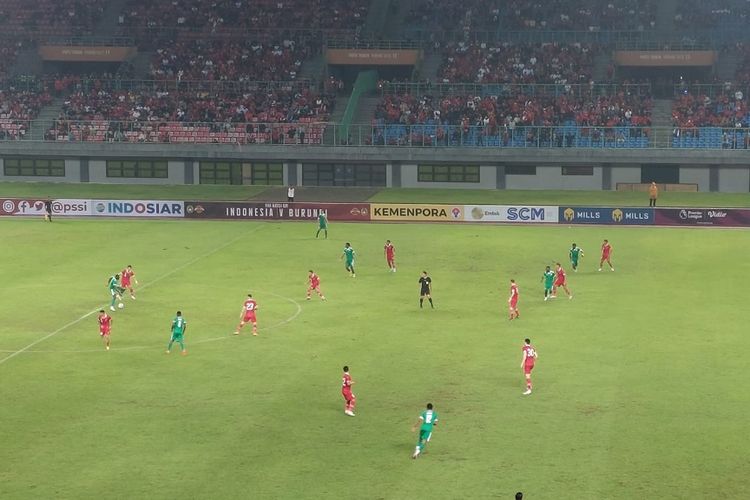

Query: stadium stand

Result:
[0,0,106,36]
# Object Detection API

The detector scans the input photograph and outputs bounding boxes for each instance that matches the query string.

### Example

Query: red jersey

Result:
[121,268,134,283]
[98,313,112,332]
[601,243,612,258]
[384,244,395,258]
[309,273,320,288]
[342,373,353,391]
[243,299,257,313]
[522,344,537,366]
[510,283,519,299]
[556,267,566,280]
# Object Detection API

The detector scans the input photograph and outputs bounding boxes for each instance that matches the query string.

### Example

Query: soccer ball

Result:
[118,303,125,309]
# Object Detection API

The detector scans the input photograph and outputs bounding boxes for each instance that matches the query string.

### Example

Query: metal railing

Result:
[40,36,136,47]
[3,121,750,150]
[0,78,317,94]
[382,82,652,98]
[673,83,750,98]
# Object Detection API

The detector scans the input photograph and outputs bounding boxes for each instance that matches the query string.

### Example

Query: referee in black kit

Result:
[44,198,52,222]
[419,271,434,309]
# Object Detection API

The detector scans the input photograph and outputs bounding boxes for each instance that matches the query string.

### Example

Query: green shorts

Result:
[571,259,579,267]
[170,334,184,342]
[345,260,354,268]
[419,429,432,443]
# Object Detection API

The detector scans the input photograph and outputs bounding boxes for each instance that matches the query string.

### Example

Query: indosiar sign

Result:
[370,204,464,222]
[92,200,185,217]
[464,205,558,223]
[560,207,654,225]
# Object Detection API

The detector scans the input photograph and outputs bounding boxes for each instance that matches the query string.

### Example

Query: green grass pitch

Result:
[0,219,747,499]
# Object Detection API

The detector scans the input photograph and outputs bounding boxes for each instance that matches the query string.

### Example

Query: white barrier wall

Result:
[505,166,602,190]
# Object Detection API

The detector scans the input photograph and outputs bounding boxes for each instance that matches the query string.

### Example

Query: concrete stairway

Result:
[654,0,678,33]
[650,98,674,148]
[716,50,743,82]
[129,51,153,79]
[93,0,130,37]
[29,97,65,141]
[298,54,326,84]
[352,96,380,125]
[322,95,352,145]
[592,52,613,82]
[418,52,443,83]
[10,48,44,77]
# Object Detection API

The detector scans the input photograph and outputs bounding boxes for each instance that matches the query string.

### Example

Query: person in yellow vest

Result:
[649,182,659,207]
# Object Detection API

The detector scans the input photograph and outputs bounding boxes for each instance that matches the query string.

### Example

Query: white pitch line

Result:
[0,224,266,366]
[0,290,304,354]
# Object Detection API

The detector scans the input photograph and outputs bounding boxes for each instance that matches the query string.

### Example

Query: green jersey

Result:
[171,316,187,336]
[318,213,328,228]
[343,247,355,262]
[543,270,555,288]
[108,276,119,291]
[570,247,583,261]
[419,409,438,432]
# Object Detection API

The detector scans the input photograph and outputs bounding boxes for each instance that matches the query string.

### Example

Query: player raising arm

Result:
[599,239,614,272]
[97,310,112,351]
[341,242,356,278]
[384,240,396,272]
[342,366,356,416]
[121,265,138,300]
[412,403,439,459]
[307,270,326,301]
[569,243,584,272]
[235,294,259,336]
[166,311,187,355]
[508,279,520,320]
[521,338,538,395]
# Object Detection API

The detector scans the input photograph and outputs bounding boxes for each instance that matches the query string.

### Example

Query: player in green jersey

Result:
[569,243,584,272]
[107,274,125,311]
[341,242,355,277]
[166,311,187,355]
[542,266,555,301]
[315,212,328,239]
[412,403,439,459]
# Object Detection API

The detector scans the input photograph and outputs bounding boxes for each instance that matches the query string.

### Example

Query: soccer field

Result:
[0,219,747,499]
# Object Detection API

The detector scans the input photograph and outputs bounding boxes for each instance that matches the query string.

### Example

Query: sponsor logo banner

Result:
[370,204,463,222]
[655,208,750,227]
[0,198,91,216]
[560,207,654,225]
[465,205,558,223]
[92,200,184,217]
[326,49,421,66]
[184,202,370,221]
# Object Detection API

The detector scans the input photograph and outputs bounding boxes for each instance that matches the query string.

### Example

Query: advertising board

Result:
[559,207,654,225]
[91,200,184,217]
[464,205,558,223]
[655,208,750,227]
[184,202,370,221]
[370,204,463,222]
[0,198,91,216]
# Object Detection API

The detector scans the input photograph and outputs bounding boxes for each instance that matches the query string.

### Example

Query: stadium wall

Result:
[1,145,750,192]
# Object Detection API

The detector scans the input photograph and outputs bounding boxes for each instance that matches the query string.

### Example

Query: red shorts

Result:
[342,389,355,402]
[554,278,565,287]
[386,256,394,264]
[524,364,535,375]
[100,328,110,336]
[509,299,518,309]
[602,254,610,260]
[309,284,320,291]
[121,278,131,287]
[243,313,257,323]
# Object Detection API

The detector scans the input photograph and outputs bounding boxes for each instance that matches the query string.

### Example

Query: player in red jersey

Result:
[508,279,520,320]
[599,239,614,272]
[342,365,356,416]
[120,265,138,299]
[384,240,396,272]
[521,338,538,395]
[97,309,112,350]
[551,262,573,299]
[306,270,326,301]
[234,294,258,336]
